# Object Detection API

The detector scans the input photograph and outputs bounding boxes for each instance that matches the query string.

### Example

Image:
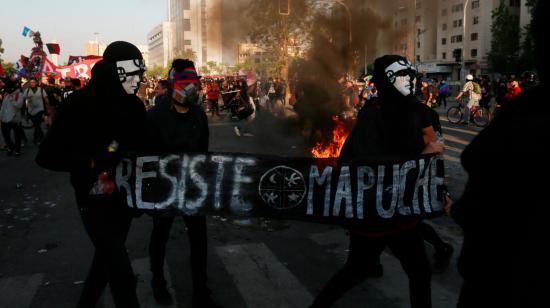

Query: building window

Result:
[417,41,421,48]
[471,49,478,57]
[473,16,479,25]
[509,0,520,7]
[452,4,463,13]
[442,23,447,30]
[183,19,191,31]
[442,38,447,45]
[416,1,422,9]
[471,33,478,41]
[472,0,480,9]
[442,9,447,16]
[451,36,455,43]
[457,35,463,42]
[416,55,421,62]
[454,19,463,28]
[183,40,191,46]
[442,52,447,59]
[415,15,421,23]
[459,19,463,27]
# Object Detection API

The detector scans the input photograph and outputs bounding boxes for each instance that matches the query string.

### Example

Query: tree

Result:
[518,0,539,72]
[487,2,520,73]
[173,48,197,62]
[146,65,170,78]
[246,0,314,96]
[0,38,4,54]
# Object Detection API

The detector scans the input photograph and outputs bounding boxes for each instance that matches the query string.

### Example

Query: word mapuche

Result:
[115,153,445,225]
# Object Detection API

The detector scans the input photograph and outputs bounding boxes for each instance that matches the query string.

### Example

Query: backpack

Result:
[472,82,482,95]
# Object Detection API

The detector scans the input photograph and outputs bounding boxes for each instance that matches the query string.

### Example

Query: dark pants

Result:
[16,123,27,143]
[437,94,448,108]
[76,197,139,308]
[311,225,432,308]
[419,221,446,252]
[149,215,208,294]
[1,122,22,152]
[207,99,220,116]
[30,111,44,142]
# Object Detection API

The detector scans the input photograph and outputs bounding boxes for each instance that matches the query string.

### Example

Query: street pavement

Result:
[0,105,482,308]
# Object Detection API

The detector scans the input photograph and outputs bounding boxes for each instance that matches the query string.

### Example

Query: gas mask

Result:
[115,59,146,95]
[384,59,417,96]
[172,82,198,107]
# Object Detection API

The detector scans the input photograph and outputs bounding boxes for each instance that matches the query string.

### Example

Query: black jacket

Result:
[146,96,209,154]
[36,61,147,198]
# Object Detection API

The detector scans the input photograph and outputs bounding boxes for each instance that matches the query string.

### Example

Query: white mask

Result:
[384,60,417,96]
[116,59,146,94]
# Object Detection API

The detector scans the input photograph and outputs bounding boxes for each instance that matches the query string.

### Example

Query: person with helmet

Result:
[35,41,147,308]
[455,74,481,125]
[310,55,444,308]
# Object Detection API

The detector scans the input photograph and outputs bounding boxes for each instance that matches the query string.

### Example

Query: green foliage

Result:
[488,3,520,73]
[0,38,4,54]
[519,0,539,72]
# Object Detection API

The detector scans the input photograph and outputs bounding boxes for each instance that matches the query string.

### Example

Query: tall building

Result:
[85,41,106,56]
[435,0,521,79]
[168,0,224,67]
[147,22,175,68]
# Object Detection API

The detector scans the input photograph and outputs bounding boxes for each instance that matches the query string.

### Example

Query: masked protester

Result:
[451,2,550,307]
[146,59,218,307]
[35,41,147,308]
[310,55,443,308]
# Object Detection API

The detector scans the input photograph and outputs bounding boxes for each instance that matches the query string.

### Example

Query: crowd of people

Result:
[0,3,547,307]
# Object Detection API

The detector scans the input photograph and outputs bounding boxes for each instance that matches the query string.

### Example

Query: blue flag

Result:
[22,26,31,37]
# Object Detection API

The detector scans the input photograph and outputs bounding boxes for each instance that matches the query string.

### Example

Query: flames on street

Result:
[310,116,354,158]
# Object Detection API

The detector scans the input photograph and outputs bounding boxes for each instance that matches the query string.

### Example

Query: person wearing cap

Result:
[36,41,147,308]
[146,59,218,307]
[455,74,481,125]
[310,55,444,308]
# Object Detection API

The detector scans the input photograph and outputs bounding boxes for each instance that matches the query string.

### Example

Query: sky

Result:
[0,0,166,64]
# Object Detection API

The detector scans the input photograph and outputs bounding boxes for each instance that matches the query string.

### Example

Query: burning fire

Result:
[310,116,352,158]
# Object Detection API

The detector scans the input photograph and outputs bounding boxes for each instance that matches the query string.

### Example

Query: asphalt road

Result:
[0,105,481,308]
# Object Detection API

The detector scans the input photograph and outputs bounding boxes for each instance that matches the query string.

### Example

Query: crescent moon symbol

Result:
[269,173,277,184]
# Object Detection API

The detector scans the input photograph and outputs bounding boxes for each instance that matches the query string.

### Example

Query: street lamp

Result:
[461,0,470,83]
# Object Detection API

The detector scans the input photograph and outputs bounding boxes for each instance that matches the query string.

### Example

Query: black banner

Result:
[115,153,445,226]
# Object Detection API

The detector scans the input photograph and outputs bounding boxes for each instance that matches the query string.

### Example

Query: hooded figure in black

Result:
[310,55,441,308]
[451,3,549,307]
[36,41,147,308]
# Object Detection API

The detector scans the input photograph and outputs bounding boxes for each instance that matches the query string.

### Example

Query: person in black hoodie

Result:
[146,59,218,307]
[309,55,443,308]
[451,3,549,307]
[36,41,147,308]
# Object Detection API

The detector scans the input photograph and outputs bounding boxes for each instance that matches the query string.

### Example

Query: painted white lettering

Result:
[376,165,399,219]
[333,166,353,218]
[186,155,208,214]
[413,159,430,213]
[356,166,375,219]
[397,160,416,215]
[210,155,233,210]
[135,156,158,210]
[177,155,189,210]
[231,157,257,213]
[307,166,333,216]
[156,155,179,210]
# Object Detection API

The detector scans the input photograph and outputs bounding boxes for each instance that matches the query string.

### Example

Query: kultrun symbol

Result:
[259,166,306,210]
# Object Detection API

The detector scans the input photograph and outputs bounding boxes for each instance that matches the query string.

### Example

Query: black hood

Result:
[372,55,418,111]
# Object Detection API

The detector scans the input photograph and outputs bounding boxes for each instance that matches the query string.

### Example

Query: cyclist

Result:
[455,74,481,125]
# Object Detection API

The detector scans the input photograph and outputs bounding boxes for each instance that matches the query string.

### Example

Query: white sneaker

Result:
[234,126,241,137]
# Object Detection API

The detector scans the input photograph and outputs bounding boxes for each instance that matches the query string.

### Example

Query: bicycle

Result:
[446,99,491,127]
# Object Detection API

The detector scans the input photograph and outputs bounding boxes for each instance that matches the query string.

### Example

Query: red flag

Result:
[46,43,61,55]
